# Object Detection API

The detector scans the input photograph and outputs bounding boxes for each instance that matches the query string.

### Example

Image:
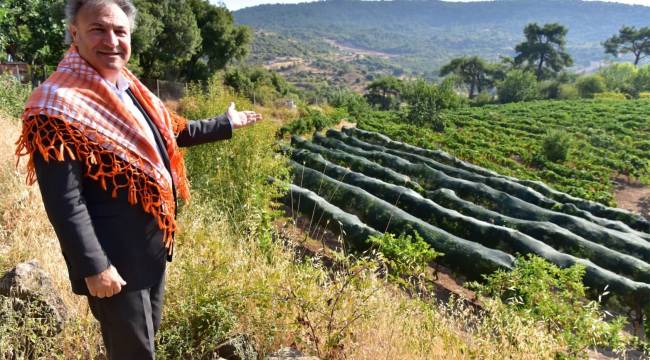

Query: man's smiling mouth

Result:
[98,51,121,56]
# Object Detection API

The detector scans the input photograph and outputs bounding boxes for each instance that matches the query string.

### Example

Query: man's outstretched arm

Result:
[175,113,233,147]
[175,102,262,147]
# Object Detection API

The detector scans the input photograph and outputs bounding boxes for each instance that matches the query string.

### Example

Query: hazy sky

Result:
[219,0,650,11]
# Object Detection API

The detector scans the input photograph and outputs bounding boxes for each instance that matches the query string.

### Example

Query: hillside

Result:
[234,0,650,86]
[359,99,650,205]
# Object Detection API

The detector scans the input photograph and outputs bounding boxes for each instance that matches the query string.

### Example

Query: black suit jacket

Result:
[33,90,232,295]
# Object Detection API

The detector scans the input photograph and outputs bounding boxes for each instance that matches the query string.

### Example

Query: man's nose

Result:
[103,30,119,48]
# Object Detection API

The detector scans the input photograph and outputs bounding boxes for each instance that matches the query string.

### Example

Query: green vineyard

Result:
[284,127,650,306]
[358,99,650,205]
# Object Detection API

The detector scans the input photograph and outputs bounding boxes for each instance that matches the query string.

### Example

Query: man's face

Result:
[69,2,131,83]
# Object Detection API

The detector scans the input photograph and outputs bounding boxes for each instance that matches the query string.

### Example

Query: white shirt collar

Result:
[105,73,131,94]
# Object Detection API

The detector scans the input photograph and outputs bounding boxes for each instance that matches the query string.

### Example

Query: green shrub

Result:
[0,73,31,118]
[639,92,650,99]
[157,294,235,358]
[557,84,579,100]
[367,232,442,282]
[180,74,289,230]
[278,107,345,137]
[593,91,627,100]
[470,91,494,106]
[539,80,561,99]
[633,65,650,94]
[0,296,61,358]
[473,255,629,358]
[402,78,462,129]
[599,63,637,95]
[224,66,296,106]
[541,130,571,162]
[496,69,539,103]
[325,87,372,118]
[575,74,606,98]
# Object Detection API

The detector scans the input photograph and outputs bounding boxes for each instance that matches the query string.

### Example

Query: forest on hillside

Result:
[235,0,650,78]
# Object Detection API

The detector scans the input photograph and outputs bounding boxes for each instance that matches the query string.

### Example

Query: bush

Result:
[541,130,571,162]
[0,73,31,118]
[539,80,562,99]
[473,255,629,357]
[575,74,606,99]
[277,107,345,137]
[323,87,372,118]
[593,91,627,100]
[0,296,61,358]
[470,91,494,106]
[496,70,539,103]
[224,66,296,106]
[402,78,462,129]
[599,63,637,95]
[179,75,289,229]
[367,232,441,282]
[157,294,235,358]
[633,65,650,94]
[557,83,579,100]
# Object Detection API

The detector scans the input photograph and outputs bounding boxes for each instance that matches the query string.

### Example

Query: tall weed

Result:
[0,73,31,118]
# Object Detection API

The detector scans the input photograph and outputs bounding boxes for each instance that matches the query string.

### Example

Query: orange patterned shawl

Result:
[15,46,190,252]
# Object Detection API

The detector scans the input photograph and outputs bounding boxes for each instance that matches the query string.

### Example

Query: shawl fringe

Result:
[15,110,184,251]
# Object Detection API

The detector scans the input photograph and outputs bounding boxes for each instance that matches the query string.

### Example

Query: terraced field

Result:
[358,99,650,205]
[285,127,650,307]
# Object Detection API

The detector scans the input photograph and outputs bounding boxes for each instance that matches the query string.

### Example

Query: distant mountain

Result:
[233,0,650,86]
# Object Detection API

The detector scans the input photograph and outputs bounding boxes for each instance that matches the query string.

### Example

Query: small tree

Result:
[401,78,461,131]
[0,0,66,65]
[603,26,650,66]
[496,69,539,103]
[541,130,571,163]
[575,74,607,98]
[364,76,403,110]
[439,56,496,99]
[598,63,637,94]
[514,23,573,80]
[633,64,650,93]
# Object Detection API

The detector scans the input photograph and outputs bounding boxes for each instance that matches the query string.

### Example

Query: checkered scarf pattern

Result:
[15,46,191,251]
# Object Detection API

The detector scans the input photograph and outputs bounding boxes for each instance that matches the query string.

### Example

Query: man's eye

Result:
[91,28,104,32]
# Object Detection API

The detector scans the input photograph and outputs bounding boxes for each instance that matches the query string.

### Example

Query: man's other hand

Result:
[85,265,127,298]
[227,102,263,129]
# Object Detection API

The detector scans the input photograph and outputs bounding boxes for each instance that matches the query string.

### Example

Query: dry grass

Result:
[1,108,563,359]
[0,112,104,358]
[165,193,563,359]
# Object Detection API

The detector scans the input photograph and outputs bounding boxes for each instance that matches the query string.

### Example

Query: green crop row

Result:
[357,99,650,205]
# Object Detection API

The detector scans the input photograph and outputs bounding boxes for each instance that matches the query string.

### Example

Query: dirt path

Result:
[323,38,397,59]
[614,180,650,220]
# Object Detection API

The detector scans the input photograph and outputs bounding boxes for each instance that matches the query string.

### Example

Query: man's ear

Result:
[69,24,78,44]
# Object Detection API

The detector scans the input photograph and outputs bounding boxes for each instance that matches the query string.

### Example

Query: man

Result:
[14,0,261,358]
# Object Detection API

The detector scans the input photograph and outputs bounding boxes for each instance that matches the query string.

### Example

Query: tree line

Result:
[437,23,650,102]
[0,0,251,81]
[361,22,650,108]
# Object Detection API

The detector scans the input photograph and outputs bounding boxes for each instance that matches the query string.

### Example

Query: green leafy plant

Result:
[157,293,235,358]
[541,130,571,162]
[576,74,607,98]
[472,255,630,358]
[367,232,441,282]
[496,69,540,103]
[0,73,31,118]
[278,107,346,137]
[0,296,61,359]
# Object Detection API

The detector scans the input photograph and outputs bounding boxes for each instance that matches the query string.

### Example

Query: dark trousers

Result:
[87,274,165,360]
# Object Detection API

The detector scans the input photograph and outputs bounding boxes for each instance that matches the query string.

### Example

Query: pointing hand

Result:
[227,102,263,129]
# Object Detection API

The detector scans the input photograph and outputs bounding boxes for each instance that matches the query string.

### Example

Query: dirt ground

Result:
[614,178,650,220]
